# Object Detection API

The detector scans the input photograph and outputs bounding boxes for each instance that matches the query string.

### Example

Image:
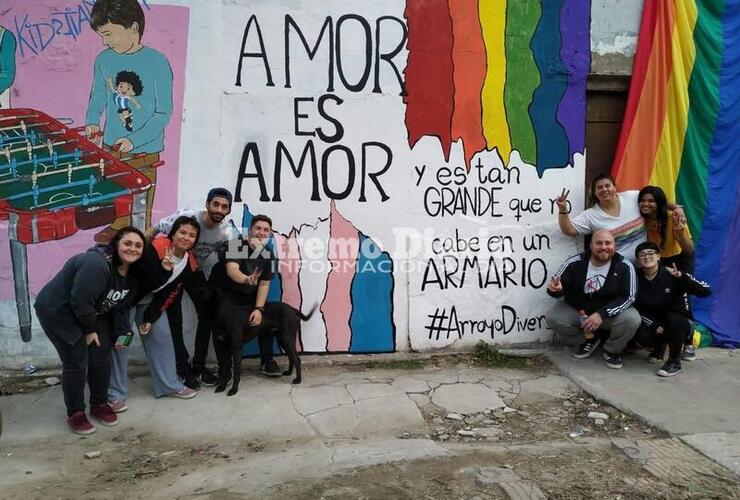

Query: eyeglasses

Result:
[637,250,659,259]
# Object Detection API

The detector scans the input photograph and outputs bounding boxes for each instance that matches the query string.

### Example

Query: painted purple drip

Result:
[556,0,591,163]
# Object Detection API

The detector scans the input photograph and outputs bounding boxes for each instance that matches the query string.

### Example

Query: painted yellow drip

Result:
[650,0,698,201]
[480,0,512,163]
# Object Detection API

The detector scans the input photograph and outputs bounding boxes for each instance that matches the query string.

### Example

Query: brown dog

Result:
[214,302,316,396]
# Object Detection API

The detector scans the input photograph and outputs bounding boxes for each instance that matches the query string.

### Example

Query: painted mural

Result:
[0,0,591,365]
[0,0,187,344]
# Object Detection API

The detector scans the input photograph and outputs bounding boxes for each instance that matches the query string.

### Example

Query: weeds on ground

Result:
[363,359,427,370]
[473,341,531,369]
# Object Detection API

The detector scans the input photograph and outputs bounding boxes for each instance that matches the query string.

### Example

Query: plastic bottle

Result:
[579,310,594,340]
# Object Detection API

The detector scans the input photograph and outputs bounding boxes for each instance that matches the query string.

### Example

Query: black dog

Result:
[214,302,316,396]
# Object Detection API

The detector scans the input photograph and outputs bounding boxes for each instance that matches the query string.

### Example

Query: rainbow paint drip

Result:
[403,0,590,174]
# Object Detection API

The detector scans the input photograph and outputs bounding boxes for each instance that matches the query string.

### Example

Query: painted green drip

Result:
[676,0,725,240]
[503,1,540,164]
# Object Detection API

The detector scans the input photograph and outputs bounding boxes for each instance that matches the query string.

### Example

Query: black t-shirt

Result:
[97,269,134,314]
[209,240,276,304]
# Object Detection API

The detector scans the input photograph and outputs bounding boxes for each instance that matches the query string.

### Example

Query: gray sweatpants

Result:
[546,300,640,354]
[109,297,185,400]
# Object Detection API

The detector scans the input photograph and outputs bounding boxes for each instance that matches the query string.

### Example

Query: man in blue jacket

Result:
[546,229,640,369]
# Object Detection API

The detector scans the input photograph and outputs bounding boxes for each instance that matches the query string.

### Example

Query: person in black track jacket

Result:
[632,241,710,377]
[546,229,641,369]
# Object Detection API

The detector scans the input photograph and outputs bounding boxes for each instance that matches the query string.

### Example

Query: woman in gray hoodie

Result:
[34,226,156,435]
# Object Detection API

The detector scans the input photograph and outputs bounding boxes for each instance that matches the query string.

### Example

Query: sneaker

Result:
[67,411,96,435]
[657,360,682,377]
[647,345,666,364]
[196,367,218,387]
[108,400,128,413]
[168,386,197,399]
[602,351,623,369]
[573,338,602,359]
[681,345,697,361]
[260,360,282,377]
[183,372,200,390]
[90,404,119,427]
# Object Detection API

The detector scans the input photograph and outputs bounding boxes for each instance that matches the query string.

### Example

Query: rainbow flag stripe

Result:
[404,0,590,174]
[611,0,740,346]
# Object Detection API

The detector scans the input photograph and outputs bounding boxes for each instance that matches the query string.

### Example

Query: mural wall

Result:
[0,0,589,365]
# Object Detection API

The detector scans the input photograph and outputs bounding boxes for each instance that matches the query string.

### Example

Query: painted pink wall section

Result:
[274,229,303,351]
[322,202,359,352]
[0,2,188,300]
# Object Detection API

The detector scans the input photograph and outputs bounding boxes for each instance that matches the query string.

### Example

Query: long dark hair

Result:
[639,185,668,248]
[167,215,201,249]
[588,173,616,207]
[107,226,146,268]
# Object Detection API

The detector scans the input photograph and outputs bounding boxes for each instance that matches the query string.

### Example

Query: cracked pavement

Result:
[1,355,738,498]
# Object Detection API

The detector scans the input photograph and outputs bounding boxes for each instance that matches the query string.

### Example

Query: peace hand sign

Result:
[161,245,175,271]
[556,188,570,213]
[548,275,563,293]
[666,262,682,278]
[244,268,262,286]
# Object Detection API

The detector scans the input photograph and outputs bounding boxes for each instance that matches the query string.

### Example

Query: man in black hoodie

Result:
[546,229,640,369]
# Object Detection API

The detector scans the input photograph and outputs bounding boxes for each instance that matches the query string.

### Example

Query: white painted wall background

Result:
[0,0,642,368]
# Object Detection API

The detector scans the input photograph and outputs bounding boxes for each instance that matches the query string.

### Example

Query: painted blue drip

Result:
[348,233,395,353]
[529,0,570,176]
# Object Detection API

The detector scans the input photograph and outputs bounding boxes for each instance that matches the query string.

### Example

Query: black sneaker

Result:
[260,360,282,377]
[197,367,219,387]
[681,345,697,361]
[647,344,666,364]
[602,351,623,369]
[573,337,602,359]
[183,371,200,390]
[657,360,682,377]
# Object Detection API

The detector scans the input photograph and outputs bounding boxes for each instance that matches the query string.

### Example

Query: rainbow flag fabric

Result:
[611,0,740,346]
[403,0,590,174]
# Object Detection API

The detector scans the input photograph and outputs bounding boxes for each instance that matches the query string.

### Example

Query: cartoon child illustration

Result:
[0,26,17,108]
[84,0,174,243]
[107,70,143,131]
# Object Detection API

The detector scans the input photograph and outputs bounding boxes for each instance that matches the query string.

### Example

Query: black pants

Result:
[42,319,113,416]
[168,274,274,372]
[166,290,190,376]
[634,312,691,362]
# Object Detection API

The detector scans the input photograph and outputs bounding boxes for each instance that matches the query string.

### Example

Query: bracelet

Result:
[255,306,264,312]
[559,210,570,215]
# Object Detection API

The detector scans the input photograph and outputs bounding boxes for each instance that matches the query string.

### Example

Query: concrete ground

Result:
[547,345,740,475]
[0,350,738,498]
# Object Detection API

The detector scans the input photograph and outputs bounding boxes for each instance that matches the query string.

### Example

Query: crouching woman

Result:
[633,241,710,377]
[34,227,145,434]
[108,216,208,410]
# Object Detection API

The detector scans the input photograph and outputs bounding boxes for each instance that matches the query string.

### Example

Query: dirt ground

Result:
[1,356,738,499]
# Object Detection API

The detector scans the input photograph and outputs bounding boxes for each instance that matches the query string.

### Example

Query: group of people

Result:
[547,174,710,377]
[36,173,709,435]
[36,188,280,435]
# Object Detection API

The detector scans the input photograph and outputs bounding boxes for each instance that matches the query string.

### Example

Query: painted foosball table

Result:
[0,109,154,341]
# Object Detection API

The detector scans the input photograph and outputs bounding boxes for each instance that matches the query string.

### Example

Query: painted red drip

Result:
[449,0,487,170]
[404,0,455,161]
